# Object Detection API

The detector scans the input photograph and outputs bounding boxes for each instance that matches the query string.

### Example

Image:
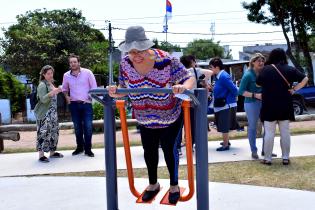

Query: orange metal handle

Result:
[116,100,141,198]
[180,100,195,201]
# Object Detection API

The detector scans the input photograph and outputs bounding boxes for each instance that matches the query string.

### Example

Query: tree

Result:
[309,36,315,52]
[152,39,181,52]
[242,0,315,85]
[0,8,109,84]
[183,39,225,60]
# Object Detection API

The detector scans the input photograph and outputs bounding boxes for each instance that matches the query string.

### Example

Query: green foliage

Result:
[0,67,25,113]
[152,39,181,52]
[309,36,315,52]
[92,62,120,86]
[183,39,224,60]
[0,8,109,84]
[92,102,104,120]
[242,0,315,85]
[92,100,120,123]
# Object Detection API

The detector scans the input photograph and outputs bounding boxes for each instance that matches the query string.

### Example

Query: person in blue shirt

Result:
[209,57,238,151]
[238,53,265,159]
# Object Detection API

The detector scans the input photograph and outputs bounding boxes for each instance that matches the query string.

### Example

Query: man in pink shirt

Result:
[62,54,97,157]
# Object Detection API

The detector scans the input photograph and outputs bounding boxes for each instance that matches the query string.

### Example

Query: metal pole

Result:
[108,22,114,85]
[103,94,119,210]
[166,14,168,42]
[0,113,3,153]
[194,88,209,210]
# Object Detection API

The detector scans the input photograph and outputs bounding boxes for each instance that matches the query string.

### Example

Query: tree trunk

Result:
[296,18,314,85]
[280,20,304,72]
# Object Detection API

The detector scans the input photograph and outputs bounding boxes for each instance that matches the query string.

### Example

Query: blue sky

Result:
[0,0,291,59]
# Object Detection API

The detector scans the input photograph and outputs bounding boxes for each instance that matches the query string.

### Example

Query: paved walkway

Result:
[1,177,315,210]
[1,134,315,177]
[3,120,315,149]
[0,134,315,210]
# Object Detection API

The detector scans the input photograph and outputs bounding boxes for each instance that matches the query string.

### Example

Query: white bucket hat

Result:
[118,26,155,52]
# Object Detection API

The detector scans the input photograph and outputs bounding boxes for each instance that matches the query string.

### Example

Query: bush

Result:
[0,67,25,114]
[92,102,104,120]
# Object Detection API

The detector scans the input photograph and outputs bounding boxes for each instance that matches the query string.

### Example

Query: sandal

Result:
[282,159,290,165]
[260,159,272,165]
[50,152,64,158]
[39,156,49,163]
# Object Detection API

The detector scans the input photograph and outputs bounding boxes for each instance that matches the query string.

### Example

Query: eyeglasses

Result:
[128,50,147,56]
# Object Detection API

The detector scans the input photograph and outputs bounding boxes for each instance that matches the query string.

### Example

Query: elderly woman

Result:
[34,65,63,163]
[210,57,238,151]
[108,26,195,204]
[238,53,265,159]
[257,48,308,165]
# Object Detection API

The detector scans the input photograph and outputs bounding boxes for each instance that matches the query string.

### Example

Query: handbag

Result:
[271,64,291,88]
[213,97,226,107]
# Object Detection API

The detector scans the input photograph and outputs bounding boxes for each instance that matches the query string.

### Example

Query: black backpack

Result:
[30,84,48,110]
[29,90,38,110]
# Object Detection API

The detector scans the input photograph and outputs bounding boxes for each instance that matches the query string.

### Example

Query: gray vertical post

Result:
[194,88,209,210]
[0,113,3,153]
[103,94,119,210]
[108,22,114,85]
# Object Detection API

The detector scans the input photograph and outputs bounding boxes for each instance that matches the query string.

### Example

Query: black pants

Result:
[139,114,183,186]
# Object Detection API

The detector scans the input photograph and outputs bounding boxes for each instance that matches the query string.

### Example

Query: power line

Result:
[100,20,252,26]
[113,38,291,44]
[109,10,245,21]
[109,27,284,36]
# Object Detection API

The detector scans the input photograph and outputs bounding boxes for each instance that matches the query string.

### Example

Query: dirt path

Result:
[3,120,315,150]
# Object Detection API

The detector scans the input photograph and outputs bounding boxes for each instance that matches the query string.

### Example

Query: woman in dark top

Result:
[256,48,308,165]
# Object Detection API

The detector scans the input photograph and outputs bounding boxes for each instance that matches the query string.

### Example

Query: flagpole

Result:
[166,14,168,42]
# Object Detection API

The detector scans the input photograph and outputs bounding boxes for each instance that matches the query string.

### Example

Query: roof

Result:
[197,60,249,67]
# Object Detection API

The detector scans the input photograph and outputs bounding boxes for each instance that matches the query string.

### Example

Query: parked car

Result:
[292,86,315,115]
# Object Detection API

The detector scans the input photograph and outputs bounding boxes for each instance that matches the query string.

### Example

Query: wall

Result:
[0,99,11,124]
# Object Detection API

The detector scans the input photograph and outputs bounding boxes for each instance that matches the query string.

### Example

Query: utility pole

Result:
[210,21,215,40]
[106,21,114,85]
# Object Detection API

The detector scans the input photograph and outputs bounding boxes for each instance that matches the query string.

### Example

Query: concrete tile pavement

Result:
[0,177,314,210]
[1,134,315,210]
[0,134,314,177]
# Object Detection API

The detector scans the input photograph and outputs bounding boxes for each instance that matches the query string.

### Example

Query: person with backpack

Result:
[34,65,63,163]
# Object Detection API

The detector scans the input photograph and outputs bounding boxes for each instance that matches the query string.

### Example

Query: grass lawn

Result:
[46,156,315,192]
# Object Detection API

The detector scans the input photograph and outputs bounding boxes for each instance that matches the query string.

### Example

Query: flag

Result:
[166,0,172,19]
[163,0,172,32]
